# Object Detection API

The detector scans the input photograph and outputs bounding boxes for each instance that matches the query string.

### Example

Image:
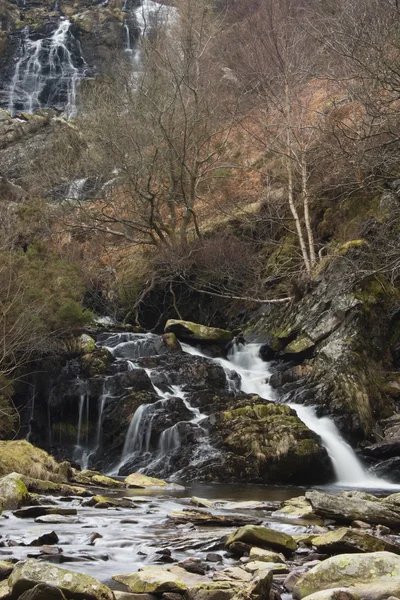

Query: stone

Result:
[244,561,289,575]
[0,473,30,510]
[299,592,360,600]
[178,558,206,575]
[125,474,184,490]
[9,559,114,600]
[274,497,318,521]
[77,334,96,354]
[0,561,13,579]
[206,554,222,563]
[292,551,400,600]
[168,510,262,527]
[0,580,9,599]
[34,515,81,524]
[306,490,400,527]
[164,320,233,343]
[83,496,137,509]
[114,593,156,600]
[28,531,59,546]
[14,507,77,519]
[311,527,400,554]
[113,566,188,593]
[225,525,296,555]
[249,548,285,563]
[284,570,305,592]
[190,497,215,509]
[72,470,125,488]
[18,583,67,600]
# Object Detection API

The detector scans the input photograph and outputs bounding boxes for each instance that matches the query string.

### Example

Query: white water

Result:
[7,19,85,118]
[182,341,397,489]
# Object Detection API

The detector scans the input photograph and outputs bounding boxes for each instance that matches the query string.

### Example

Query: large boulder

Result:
[0,473,30,510]
[9,560,114,600]
[0,442,66,482]
[292,551,400,600]
[225,525,296,555]
[311,527,400,554]
[164,320,233,344]
[306,490,400,527]
[211,403,333,484]
[125,473,184,490]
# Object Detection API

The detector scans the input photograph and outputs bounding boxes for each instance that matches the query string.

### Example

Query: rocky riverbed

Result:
[3,467,400,599]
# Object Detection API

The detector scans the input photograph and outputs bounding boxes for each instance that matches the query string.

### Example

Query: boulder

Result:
[0,442,66,482]
[248,548,285,563]
[0,473,30,510]
[113,567,188,594]
[311,527,400,554]
[13,507,77,519]
[71,470,124,488]
[299,592,359,600]
[305,490,400,526]
[21,478,89,497]
[0,561,13,580]
[9,559,114,600]
[274,497,319,521]
[225,525,296,555]
[0,580,9,599]
[164,320,233,344]
[212,404,333,485]
[18,583,67,600]
[292,551,400,600]
[125,474,184,490]
[168,509,262,527]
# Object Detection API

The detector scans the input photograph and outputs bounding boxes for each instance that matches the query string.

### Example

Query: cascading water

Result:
[6,18,85,117]
[182,341,394,488]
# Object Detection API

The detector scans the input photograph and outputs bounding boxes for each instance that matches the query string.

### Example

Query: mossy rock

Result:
[284,335,315,354]
[9,559,114,600]
[312,527,400,555]
[164,320,233,343]
[292,551,400,599]
[72,469,124,488]
[0,473,30,510]
[21,477,89,497]
[113,566,188,594]
[0,560,14,580]
[0,441,65,482]
[225,525,296,554]
[81,348,113,377]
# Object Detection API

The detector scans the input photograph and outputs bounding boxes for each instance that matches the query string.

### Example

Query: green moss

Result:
[339,239,367,255]
[284,335,315,354]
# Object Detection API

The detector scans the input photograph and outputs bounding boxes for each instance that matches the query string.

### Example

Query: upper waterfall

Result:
[6,19,85,117]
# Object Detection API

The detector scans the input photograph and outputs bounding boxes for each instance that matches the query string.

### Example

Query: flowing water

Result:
[7,18,85,117]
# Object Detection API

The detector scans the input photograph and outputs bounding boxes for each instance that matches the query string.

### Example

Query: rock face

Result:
[164,320,233,343]
[292,552,400,600]
[9,559,114,600]
[210,403,333,484]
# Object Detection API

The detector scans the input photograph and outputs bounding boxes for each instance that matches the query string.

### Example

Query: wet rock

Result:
[206,554,222,563]
[225,525,296,555]
[22,478,89,497]
[83,496,137,509]
[9,559,114,600]
[88,532,103,545]
[28,531,59,546]
[190,497,215,509]
[369,457,400,481]
[244,561,289,575]
[0,441,69,483]
[164,320,233,344]
[219,500,281,511]
[284,570,307,593]
[14,507,77,519]
[299,592,359,600]
[274,497,319,521]
[178,558,207,575]
[351,520,370,529]
[125,474,184,491]
[249,548,285,564]
[312,527,400,554]
[168,509,262,527]
[211,404,333,485]
[18,583,67,600]
[306,490,400,527]
[114,593,157,600]
[0,560,13,579]
[213,567,252,583]
[292,551,400,600]
[34,515,81,524]
[227,542,250,557]
[0,473,30,510]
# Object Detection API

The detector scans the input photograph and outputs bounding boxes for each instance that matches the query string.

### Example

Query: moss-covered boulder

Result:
[164,320,233,343]
[21,477,89,497]
[9,559,114,600]
[0,580,9,599]
[311,527,400,554]
[125,473,183,490]
[225,525,296,555]
[0,473,30,510]
[248,548,285,564]
[113,566,189,594]
[306,490,400,527]
[274,496,320,521]
[71,470,124,488]
[292,552,400,600]
[18,583,67,600]
[81,348,113,377]
[212,403,333,484]
[0,561,13,580]
[0,441,65,482]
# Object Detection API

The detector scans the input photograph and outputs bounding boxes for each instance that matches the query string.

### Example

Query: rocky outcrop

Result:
[292,551,400,600]
[209,403,333,484]
[164,320,233,344]
[0,441,68,482]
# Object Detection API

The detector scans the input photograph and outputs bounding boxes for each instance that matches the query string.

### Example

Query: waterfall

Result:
[7,19,85,118]
[182,341,394,489]
[76,390,86,447]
